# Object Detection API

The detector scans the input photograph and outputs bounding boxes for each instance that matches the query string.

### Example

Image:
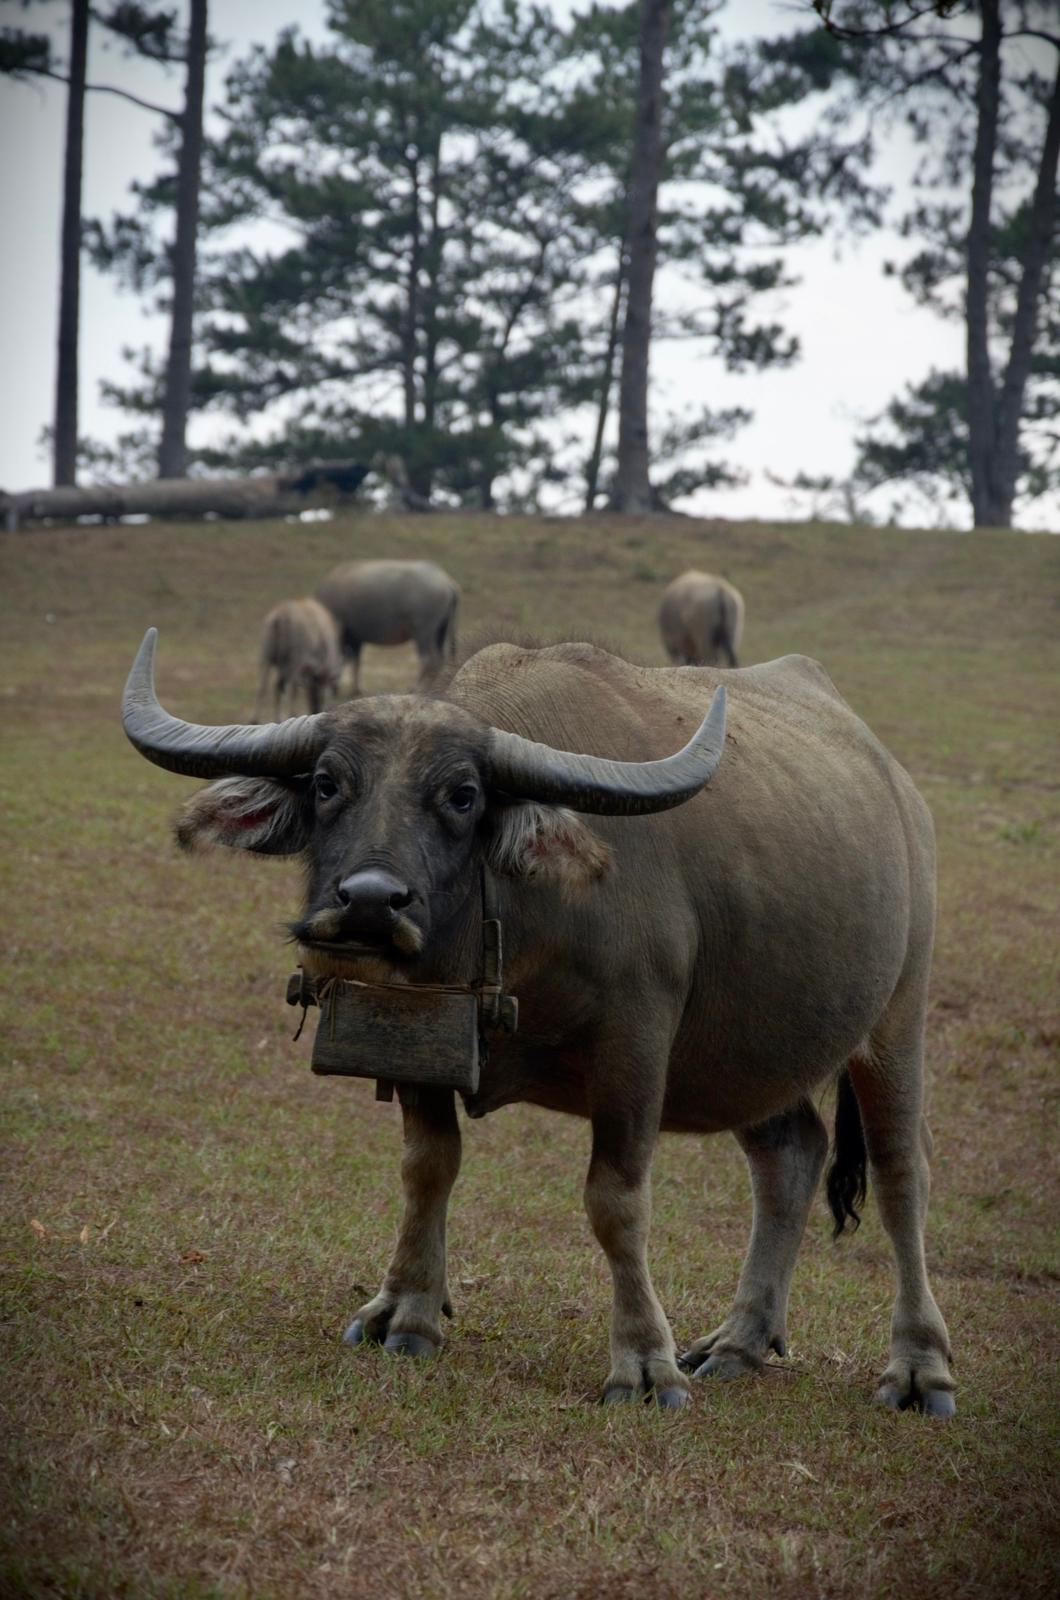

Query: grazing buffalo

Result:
[123,630,954,1416]
[251,598,342,721]
[660,570,745,667]
[316,559,459,693]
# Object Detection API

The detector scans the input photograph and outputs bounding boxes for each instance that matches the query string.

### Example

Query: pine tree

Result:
[157,0,207,478]
[815,1,1060,528]
[612,0,669,513]
[2,2,184,484]
[560,1,879,511]
[54,0,89,487]
[2,2,89,484]
[88,0,878,507]
[91,0,604,502]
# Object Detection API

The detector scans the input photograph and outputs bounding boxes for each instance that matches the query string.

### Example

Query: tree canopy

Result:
[87,0,878,509]
[812,0,1060,527]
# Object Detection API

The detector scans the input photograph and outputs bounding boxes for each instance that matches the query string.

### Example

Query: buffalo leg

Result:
[848,1027,955,1416]
[344,1086,461,1357]
[681,1100,827,1379]
[250,663,271,724]
[585,1100,689,1409]
[414,636,442,689]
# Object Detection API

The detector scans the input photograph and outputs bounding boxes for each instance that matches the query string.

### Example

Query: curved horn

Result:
[122,628,328,778]
[485,685,727,815]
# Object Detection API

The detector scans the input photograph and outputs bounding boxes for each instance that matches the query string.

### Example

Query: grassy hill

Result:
[1,512,1057,1598]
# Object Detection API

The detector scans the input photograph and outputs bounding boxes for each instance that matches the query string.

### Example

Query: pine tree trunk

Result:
[965,0,1001,527]
[584,242,627,513]
[54,0,89,487]
[158,0,208,480]
[414,139,444,504]
[612,0,668,514]
[403,151,421,432]
[989,53,1060,528]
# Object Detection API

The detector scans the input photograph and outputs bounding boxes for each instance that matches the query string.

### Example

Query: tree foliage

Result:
[87,0,881,508]
[1,1,192,485]
[812,0,1060,527]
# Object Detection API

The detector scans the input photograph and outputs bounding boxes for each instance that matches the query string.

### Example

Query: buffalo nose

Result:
[336,869,413,916]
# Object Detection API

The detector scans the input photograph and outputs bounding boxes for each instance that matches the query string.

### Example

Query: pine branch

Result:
[31,64,180,120]
[1004,30,1060,51]
[813,3,974,45]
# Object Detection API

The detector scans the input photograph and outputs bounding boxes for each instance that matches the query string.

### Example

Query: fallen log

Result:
[1,460,371,531]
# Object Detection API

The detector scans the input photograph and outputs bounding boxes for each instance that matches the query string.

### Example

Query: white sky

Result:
[0,0,1053,528]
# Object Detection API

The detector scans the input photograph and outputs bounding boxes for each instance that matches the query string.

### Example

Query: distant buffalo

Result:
[659,570,745,668]
[252,598,342,721]
[316,559,459,693]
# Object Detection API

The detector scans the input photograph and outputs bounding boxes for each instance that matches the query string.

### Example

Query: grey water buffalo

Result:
[123,630,954,1416]
[316,559,459,693]
[660,570,745,667]
[251,597,342,721]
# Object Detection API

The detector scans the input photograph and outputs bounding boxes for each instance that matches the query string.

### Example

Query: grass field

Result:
[1,510,1058,1599]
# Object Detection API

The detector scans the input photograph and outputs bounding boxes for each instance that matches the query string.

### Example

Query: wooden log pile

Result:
[1,460,372,531]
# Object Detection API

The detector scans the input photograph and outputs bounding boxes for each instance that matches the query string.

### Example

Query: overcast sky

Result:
[0,0,1052,528]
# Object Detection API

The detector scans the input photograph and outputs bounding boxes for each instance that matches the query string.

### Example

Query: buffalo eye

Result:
[447,783,478,814]
[314,772,339,802]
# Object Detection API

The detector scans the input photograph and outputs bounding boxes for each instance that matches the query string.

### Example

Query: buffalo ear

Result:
[484,802,613,894]
[175,776,311,857]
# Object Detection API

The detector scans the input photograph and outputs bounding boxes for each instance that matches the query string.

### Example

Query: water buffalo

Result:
[123,630,954,1416]
[660,570,745,667]
[251,597,342,721]
[316,559,459,693]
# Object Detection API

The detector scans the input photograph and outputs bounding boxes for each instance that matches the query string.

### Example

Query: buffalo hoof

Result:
[691,1352,755,1381]
[383,1330,437,1358]
[920,1388,957,1419]
[601,1383,690,1409]
[653,1385,691,1410]
[679,1317,782,1377]
[343,1318,367,1346]
[876,1381,955,1419]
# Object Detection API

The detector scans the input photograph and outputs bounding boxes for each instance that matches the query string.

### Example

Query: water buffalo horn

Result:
[122,628,328,778]
[485,685,727,815]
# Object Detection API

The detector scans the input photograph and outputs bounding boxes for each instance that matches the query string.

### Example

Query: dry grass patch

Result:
[1,512,1059,1598]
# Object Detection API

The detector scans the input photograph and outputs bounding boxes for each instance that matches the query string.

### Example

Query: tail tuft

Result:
[437,592,459,662]
[826,1070,868,1237]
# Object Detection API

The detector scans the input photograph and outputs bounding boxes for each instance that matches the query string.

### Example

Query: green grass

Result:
[1,511,1058,1598]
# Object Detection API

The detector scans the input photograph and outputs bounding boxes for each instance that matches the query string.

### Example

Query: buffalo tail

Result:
[826,1069,868,1237]
[438,592,459,662]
